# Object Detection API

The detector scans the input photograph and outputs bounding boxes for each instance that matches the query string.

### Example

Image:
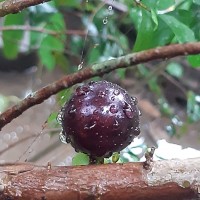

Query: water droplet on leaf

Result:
[103,17,108,24]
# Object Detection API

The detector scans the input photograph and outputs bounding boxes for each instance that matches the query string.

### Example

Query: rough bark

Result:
[1,42,200,131]
[0,0,50,17]
[0,158,199,200]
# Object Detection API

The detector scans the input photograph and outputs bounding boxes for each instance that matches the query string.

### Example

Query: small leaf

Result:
[38,49,55,70]
[156,0,175,10]
[151,9,158,30]
[134,10,154,51]
[72,153,90,166]
[3,13,24,59]
[187,55,200,68]
[166,62,183,78]
[160,14,196,43]
[193,0,200,5]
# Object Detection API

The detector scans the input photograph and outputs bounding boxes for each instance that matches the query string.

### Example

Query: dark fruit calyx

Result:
[60,80,141,158]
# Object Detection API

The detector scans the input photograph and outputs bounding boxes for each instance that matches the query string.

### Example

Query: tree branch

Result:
[0,0,50,17]
[1,42,200,131]
[0,158,199,200]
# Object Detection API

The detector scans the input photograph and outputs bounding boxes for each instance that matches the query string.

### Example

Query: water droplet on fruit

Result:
[59,132,68,144]
[111,96,115,101]
[93,110,98,115]
[134,127,140,135]
[123,108,134,119]
[113,89,120,95]
[96,132,99,135]
[76,86,89,96]
[57,112,62,124]
[98,91,106,98]
[68,106,76,115]
[88,81,94,85]
[131,97,138,104]
[110,105,118,114]
[113,120,119,129]
[84,121,97,129]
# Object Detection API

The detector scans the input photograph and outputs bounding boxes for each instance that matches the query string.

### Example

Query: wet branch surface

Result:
[0,158,199,200]
[0,0,50,17]
[1,42,200,131]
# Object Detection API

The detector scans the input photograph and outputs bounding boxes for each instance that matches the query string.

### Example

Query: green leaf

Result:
[39,35,64,70]
[57,88,73,106]
[134,10,155,51]
[187,91,200,122]
[38,48,55,70]
[187,55,200,67]
[166,62,183,78]
[3,13,24,59]
[72,153,90,166]
[151,9,158,30]
[156,0,175,10]
[160,14,196,43]
[193,0,200,5]
[48,112,58,122]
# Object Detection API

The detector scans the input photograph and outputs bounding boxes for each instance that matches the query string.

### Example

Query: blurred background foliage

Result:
[0,0,200,163]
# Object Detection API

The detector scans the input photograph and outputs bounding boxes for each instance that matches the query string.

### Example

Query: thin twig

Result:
[0,0,50,17]
[0,42,200,131]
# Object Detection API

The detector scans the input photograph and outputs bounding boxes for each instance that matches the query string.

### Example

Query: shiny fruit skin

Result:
[61,80,140,158]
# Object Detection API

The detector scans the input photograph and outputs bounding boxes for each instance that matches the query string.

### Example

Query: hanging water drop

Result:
[113,89,120,96]
[78,62,83,70]
[113,120,119,129]
[103,17,108,24]
[108,5,112,11]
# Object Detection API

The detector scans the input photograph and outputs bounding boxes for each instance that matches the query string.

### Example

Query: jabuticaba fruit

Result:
[59,80,141,158]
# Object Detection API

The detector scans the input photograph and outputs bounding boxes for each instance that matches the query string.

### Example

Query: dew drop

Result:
[131,96,138,104]
[103,17,108,24]
[93,110,98,115]
[57,112,63,124]
[110,105,118,114]
[89,81,95,85]
[123,108,134,119]
[59,132,68,144]
[113,120,119,129]
[78,61,83,70]
[113,89,120,95]
[96,132,99,135]
[111,96,115,101]
[98,91,106,98]
[68,107,76,115]
[76,86,87,96]
[84,121,97,130]
[108,5,112,11]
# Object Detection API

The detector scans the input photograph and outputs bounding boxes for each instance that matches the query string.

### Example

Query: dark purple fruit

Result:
[60,80,140,158]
